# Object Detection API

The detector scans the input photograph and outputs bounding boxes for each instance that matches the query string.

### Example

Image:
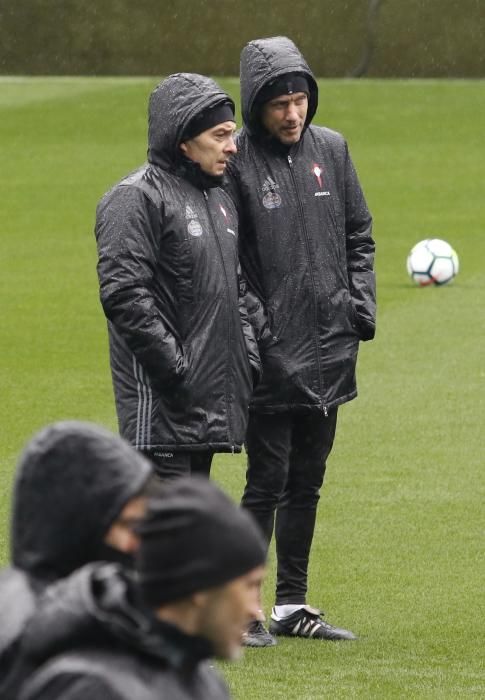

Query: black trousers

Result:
[242,408,338,604]
[142,449,213,480]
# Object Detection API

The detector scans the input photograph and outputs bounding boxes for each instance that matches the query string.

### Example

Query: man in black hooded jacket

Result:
[225,37,376,644]
[95,73,260,480]
[0,421,153,694]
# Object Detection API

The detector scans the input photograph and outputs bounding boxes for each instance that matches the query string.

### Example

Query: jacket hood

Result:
[148,73,235,169]
[11,421,152,581]
[20,563,214,669]
[240,36,318,137]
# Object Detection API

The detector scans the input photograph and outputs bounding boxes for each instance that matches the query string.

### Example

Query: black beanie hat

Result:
[182,100,235,141]
[255,73,310,106]
[137,477,267,607]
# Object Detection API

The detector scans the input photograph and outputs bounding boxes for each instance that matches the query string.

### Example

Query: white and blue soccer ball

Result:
[406,238,459,286]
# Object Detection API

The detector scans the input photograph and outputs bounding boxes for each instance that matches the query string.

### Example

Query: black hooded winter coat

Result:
[226,37,376,413]
[95,74,259,453]
[15,564,229,700]
[0,422,151,692]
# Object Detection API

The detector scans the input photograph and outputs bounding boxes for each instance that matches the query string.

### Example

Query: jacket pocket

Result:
[267,272,300,342]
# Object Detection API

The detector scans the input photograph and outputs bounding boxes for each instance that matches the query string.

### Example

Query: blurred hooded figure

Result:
[0,421,152,693]
[95,73,260,480]
[15,478,267,700]
[225,37,376,644]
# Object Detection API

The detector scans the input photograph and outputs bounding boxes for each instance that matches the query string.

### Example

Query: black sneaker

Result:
[269,605,357,641]
[242,620,277,647]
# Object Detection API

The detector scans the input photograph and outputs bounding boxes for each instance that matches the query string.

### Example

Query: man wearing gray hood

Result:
[95,74,260,479]
[226,37,376,645]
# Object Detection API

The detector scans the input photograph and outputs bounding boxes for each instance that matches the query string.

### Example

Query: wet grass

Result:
[1,77,485,697]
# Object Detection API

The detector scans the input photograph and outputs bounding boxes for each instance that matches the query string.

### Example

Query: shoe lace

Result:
[251,620,267,634]
[300,608,334,631]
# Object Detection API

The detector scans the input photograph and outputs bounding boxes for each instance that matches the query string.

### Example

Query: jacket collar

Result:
[145,615,215,670]
[149,151,223,190]
[254,131,304,158]
[19,565,216,673]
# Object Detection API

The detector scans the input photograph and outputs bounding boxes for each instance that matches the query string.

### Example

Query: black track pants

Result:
[142,449,213,480]
[242,408,338,604]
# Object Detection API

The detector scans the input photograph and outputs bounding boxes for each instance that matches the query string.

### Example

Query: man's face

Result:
[197,565,265,660]
[261,92,308,145]
[104,495,147,554]
[180,121,237,177]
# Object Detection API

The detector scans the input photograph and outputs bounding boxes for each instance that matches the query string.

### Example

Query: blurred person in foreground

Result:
[225,36,376,645]
[16,477,267,700]
[0,421,153,693]
[95,73,260,481]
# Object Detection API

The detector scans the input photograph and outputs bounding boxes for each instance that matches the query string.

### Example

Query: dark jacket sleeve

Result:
[224,164,272,348]
[240,276,272,346]
[343,144,376,341]
[0,568,37,689]
[95,185,187,387]
[20,673,122,700]
[222,162,243,218]
[237,266,262,386]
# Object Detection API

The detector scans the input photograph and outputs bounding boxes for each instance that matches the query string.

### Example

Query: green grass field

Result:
[1,77,484,698]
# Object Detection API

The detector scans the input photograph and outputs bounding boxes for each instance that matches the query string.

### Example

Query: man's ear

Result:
[180,142,188,155]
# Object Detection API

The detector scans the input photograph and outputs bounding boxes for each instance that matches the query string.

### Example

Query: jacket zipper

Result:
[203,190,236,450]
[287,154,327,416]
